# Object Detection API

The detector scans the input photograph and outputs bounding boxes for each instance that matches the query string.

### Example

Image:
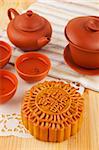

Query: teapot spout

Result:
[37,37,50,48]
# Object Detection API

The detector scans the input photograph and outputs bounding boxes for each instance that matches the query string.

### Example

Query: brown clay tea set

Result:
[0,8,99,142]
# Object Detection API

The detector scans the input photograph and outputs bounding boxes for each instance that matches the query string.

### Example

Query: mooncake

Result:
[21,81,84,142]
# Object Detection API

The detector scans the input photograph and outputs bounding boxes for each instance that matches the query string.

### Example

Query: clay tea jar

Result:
[7,8,52,51]
[65,16,99,69]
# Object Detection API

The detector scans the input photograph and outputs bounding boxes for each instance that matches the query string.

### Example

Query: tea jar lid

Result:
[65,16,99,51]
[14,10,45,32]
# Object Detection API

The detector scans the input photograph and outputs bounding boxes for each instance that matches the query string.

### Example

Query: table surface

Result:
[0,1,99,150]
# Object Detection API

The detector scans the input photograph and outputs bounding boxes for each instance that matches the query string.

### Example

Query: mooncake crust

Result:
[21,81,84,142]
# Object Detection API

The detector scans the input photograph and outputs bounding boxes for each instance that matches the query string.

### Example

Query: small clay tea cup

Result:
[15,52,51,82]
[0,70,18,104]
[0,41,12,68]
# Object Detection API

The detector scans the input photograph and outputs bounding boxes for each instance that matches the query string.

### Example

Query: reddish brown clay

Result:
[15,52,51,82]
[0,41,12,68]
[65,16,99,69]
[64,45,99,75]
[21,81,84,142]
[7,8,52,51]
[0,70,18,104]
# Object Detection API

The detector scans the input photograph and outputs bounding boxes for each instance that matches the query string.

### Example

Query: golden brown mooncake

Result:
[21,81,84,142]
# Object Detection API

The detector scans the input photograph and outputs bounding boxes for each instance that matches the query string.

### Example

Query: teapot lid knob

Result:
[26,10,33,17]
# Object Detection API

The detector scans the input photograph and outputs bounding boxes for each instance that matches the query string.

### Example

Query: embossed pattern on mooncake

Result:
[21,81,84,142]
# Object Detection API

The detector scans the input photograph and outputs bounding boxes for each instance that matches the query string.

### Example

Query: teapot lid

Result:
[65,16,99,51]
[13,10,45,32]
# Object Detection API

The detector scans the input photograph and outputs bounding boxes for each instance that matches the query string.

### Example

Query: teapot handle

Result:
[8,8,19,20]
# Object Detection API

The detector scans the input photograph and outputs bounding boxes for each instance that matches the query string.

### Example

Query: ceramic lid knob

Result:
[26,10,33,17]
[85,18,99,32]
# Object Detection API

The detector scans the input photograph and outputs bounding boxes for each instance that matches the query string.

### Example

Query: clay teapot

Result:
[65,16,99,69]
[7,8,52,51]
